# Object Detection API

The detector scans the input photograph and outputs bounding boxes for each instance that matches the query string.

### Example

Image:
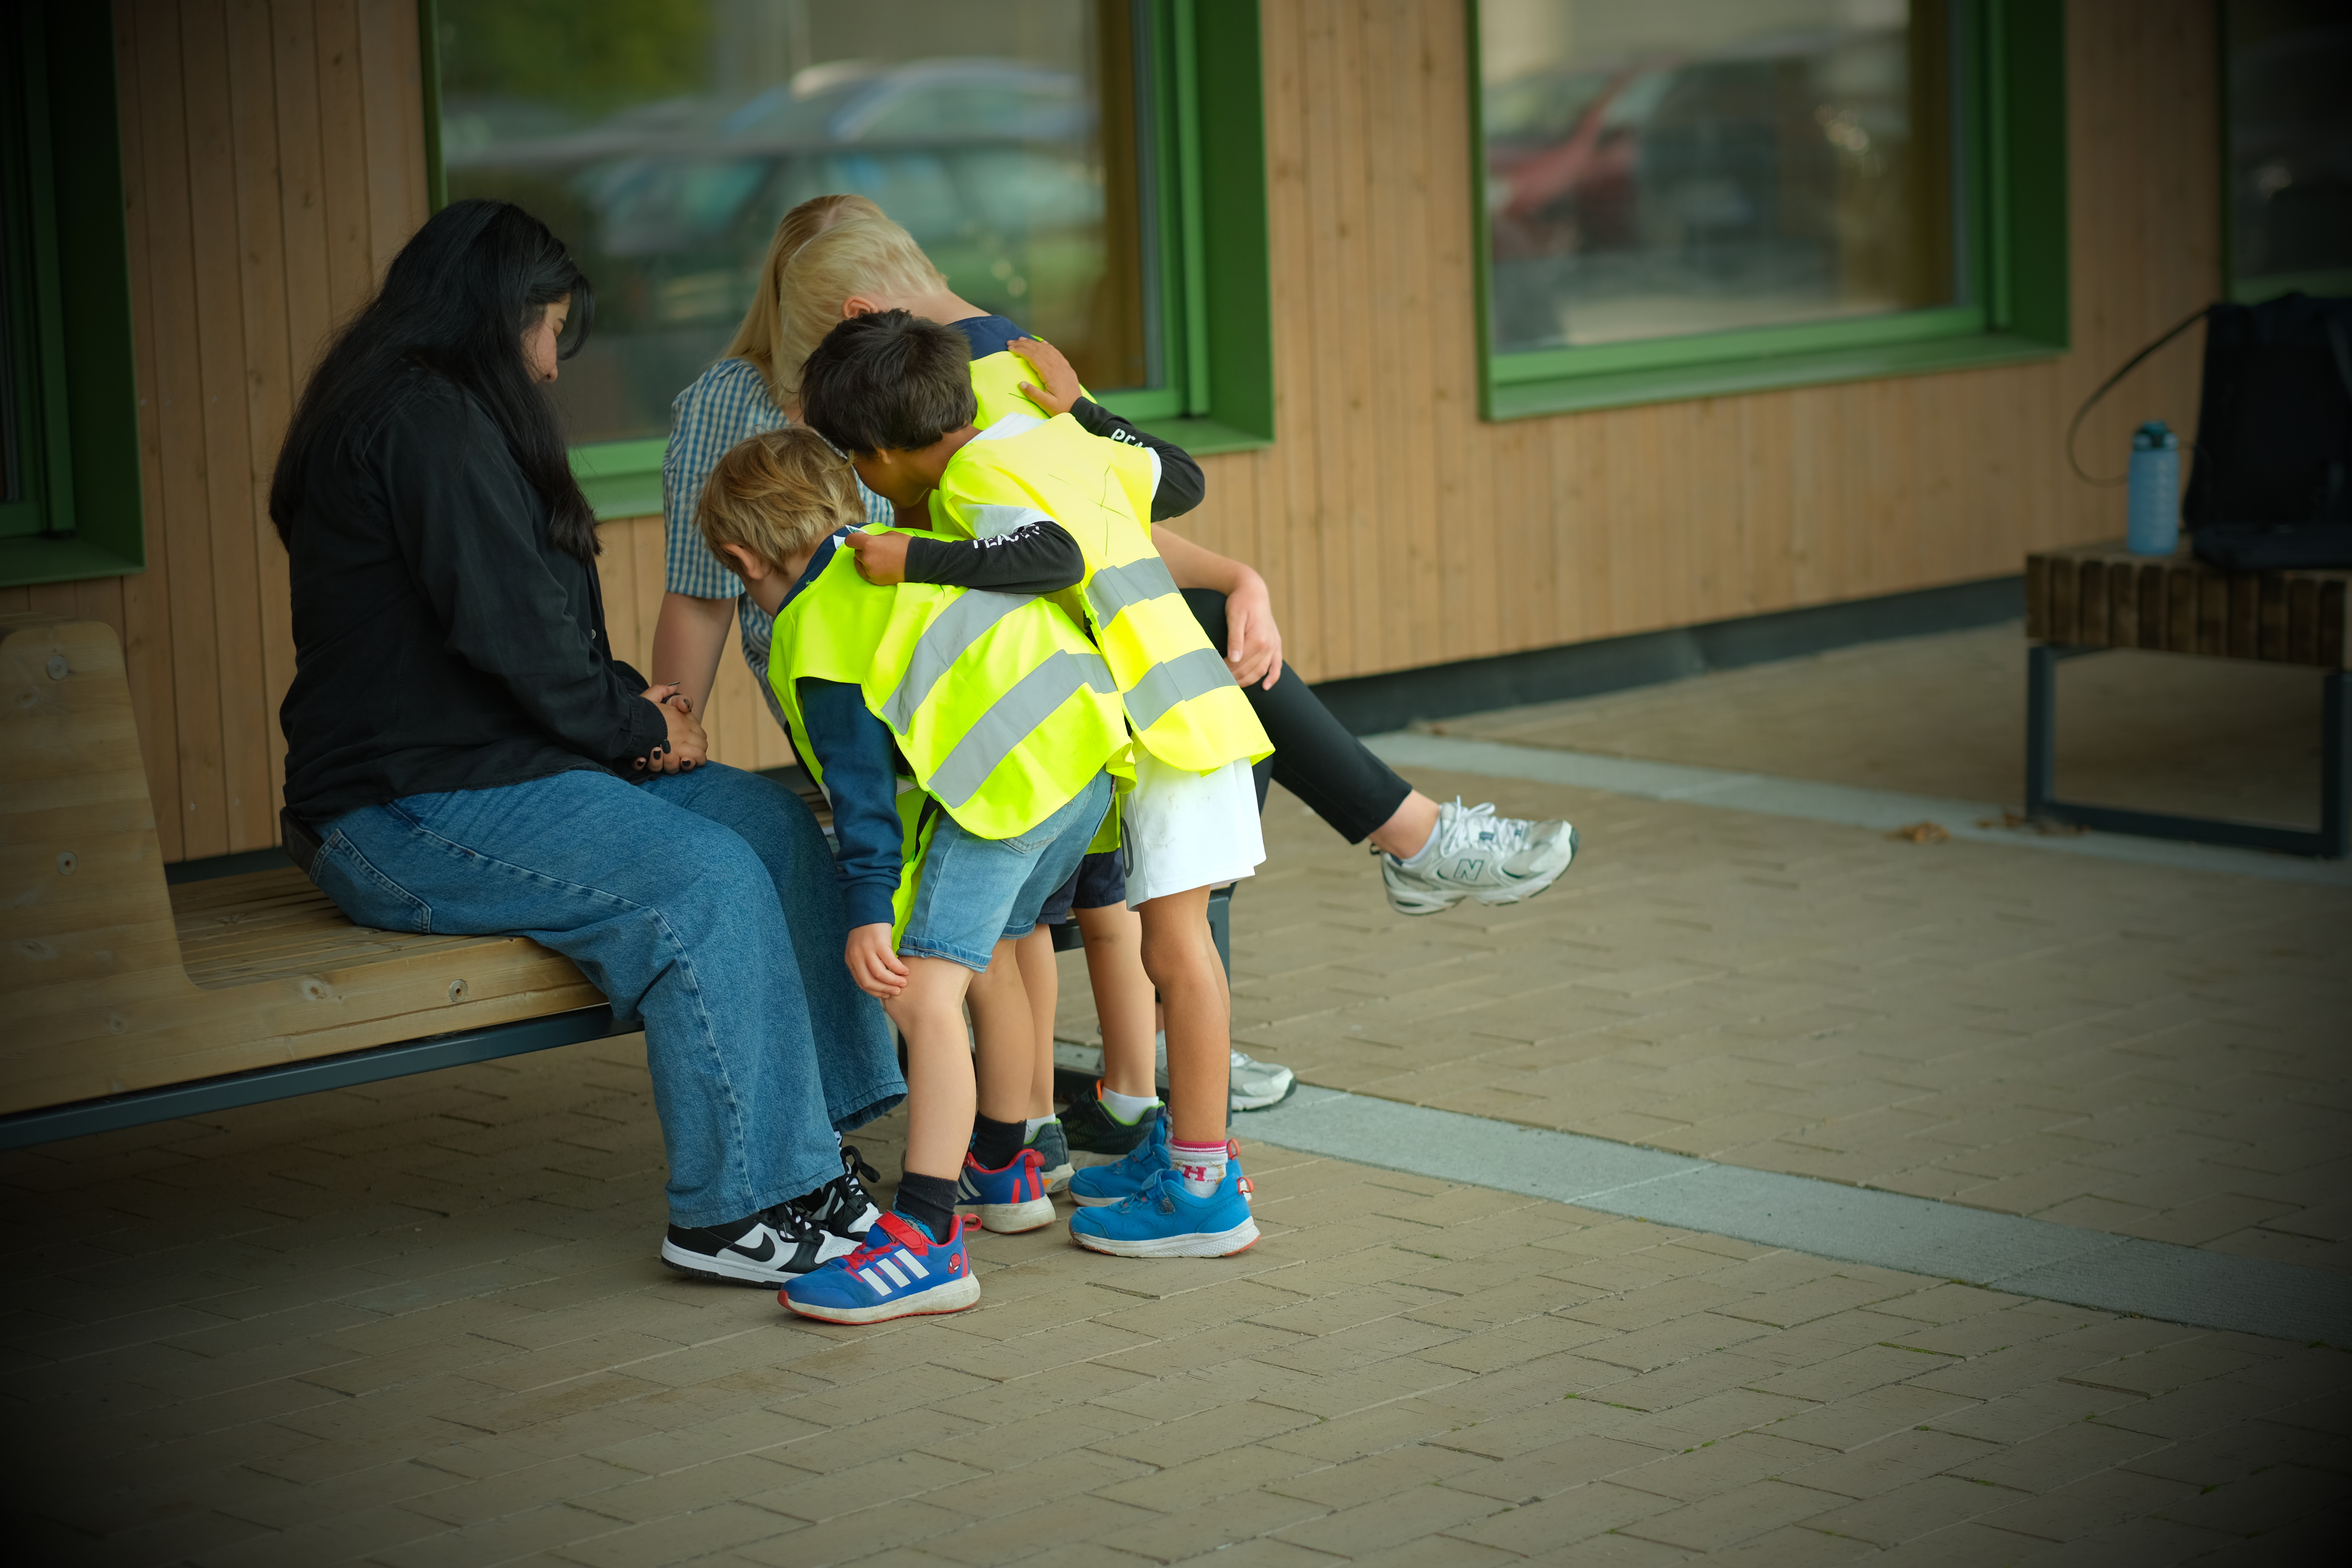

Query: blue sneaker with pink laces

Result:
[1069,1157,1260,1258]
[781,1211,981,1324]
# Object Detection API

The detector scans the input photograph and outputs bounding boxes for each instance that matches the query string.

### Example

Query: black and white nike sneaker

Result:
[792,1144,884,1242]
[660,1200,856,1287]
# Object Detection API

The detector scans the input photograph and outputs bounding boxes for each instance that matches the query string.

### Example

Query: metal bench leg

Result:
[2025,643,2059,819]
[2325,670,2349,860]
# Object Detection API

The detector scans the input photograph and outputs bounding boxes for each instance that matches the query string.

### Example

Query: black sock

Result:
[970,1113,1025,1171]
[894,1172,959,1244]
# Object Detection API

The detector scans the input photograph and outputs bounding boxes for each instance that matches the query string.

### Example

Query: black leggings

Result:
[1184,590,1413,844]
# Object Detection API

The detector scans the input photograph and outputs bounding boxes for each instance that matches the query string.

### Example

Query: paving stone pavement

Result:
[3,1043,2347,1566]
[1056,779,2352,1275]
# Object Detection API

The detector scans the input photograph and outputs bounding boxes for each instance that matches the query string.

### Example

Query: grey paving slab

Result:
[1244,1087,2352,1344]
[1364,732,2352,887]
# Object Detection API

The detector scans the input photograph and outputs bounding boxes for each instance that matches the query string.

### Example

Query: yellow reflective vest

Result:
[928,415,1270,775]
[768,533,1132,844]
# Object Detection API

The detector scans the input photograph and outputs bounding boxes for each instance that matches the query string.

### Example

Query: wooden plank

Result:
[2160,570,2193,653]
[2024,553,2049,640]
[111,5,182,863]
[131,0,233,861]
[2259,574,2289,662]
[2195,571,2227,657]
[2047,554,2078,643]
[2288,577,2319,666]
[2105,558,2137,648]
[225,0,299,842]
[272,0,338,389]
[2077,559,2109,646]
[2228,572,2260,659]
[181,0,276,853]
[355,0,424,281]
[311,0,376,316]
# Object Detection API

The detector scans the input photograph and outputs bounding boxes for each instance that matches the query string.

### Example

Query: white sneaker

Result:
[1381,799,1577,916]
[1153,1033,1298,1111]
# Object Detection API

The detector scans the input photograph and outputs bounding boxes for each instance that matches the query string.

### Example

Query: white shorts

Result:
[1121,749,1265,906]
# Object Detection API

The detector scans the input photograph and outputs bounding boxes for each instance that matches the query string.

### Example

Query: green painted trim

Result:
[1492,306,1988,385]
[2231,268,2352,305]
[1167,0,1211,415]
[1096,386,1184,423]
[1489,330,2060,420]
[569,437,665,522]
[1133,413,1272,455]
[0,2,143,586]
[1470,0,2068,423]
[1187,0,1274,441]
[418,0,447,213]
[1465,0,1498,421]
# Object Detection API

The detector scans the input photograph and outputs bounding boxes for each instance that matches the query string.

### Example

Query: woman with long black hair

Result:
[272,199,902,1289]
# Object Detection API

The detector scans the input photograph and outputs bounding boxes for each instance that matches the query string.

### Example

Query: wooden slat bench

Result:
[1,614,625,1149]
[2023,542,2349,858]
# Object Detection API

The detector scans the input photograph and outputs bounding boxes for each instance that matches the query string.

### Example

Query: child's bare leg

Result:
[964,938,1037,1127]
[1075,902,1158,1101]
[883,957,980,1181]
[1011,926,1059,1119]
[1135,886,1228,1148]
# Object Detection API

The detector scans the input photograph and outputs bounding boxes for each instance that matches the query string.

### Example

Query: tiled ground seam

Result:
[1243,1086,2352,1344]
[1364,731,2352,887]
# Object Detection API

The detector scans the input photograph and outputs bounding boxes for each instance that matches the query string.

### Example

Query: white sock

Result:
[1395,812,1445,867]
[1098,1085,1161,1125]
[1169,1139,1228,1198]
[1024,1115,1058,1140]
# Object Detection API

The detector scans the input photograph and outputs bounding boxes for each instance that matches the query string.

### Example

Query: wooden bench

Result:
[2023,542,2349,858]
[1,614,625,1149]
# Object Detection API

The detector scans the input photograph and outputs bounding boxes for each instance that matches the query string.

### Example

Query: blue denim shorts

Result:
[900,771,1114,972]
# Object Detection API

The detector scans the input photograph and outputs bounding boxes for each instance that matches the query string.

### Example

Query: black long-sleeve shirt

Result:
[279,371,667,821]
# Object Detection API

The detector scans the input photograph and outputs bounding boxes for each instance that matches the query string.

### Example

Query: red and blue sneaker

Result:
[780,1211,980,1324]
[955,1146,1056,1233]
[1069,1157,1260,1258]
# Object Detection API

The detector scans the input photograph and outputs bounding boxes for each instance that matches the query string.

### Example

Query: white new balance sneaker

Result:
[1152,1034,1297,1111]
[1381,799,1577,916]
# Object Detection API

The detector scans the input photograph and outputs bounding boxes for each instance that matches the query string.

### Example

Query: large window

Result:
[424,0,1273,515]
[1470,0,2066,419]
[2222,1,2352,304]
[0,4,142,587]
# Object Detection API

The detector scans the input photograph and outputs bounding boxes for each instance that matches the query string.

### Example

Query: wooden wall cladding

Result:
[0,0,426,863]
[0,1,2226,857]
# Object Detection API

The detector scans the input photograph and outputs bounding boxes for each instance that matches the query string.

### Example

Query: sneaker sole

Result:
[1067,1185,1136,1208]
[1043,1162,1074,1194]
[782,1274,981,1324]
[1070,1217,1261,1258]
[659,1241,812,1288]
[1231,1076,1297,1113]
[955,1195,1057,1233]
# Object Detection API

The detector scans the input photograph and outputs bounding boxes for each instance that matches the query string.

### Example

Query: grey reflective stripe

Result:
[880,591,1027,730]
[929,650,1119,807]
[1086,556,1180,629]
[1124,645,1236,733]
[962,503,1052,541]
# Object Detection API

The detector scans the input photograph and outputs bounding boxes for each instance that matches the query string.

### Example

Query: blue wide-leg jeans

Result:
[311,764,903,1228]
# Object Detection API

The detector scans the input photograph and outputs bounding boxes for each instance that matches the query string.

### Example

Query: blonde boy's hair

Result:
[726,193,893,402]
[696,425,867,574]
[772,212,946,405]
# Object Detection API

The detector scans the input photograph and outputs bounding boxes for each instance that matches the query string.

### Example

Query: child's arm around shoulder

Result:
[1011,336,1204,521]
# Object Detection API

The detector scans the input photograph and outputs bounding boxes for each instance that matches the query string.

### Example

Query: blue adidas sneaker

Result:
[781,1211,981,1324]
[956,1147,1056,1233]
[1067,1113,1170,1209]
[1069,1157,1260,1258]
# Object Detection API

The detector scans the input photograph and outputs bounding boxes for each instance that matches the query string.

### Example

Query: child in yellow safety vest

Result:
[800,309,1270,1261]
[697,423,1132,1323]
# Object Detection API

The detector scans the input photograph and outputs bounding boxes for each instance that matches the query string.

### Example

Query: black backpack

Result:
[2070,292,2352,571]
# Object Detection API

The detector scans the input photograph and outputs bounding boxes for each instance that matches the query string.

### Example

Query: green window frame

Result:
[0,3,144,587]
[419,0,1274,522]
[1468,0,2069,422]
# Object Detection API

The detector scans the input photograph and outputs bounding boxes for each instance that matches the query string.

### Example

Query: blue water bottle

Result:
[2127,420,2180,556]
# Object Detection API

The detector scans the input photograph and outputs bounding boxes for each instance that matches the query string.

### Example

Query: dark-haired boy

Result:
[802,310,1269,1259]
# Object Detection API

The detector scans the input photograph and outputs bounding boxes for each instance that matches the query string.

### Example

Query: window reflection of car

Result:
[443,58,1103,334]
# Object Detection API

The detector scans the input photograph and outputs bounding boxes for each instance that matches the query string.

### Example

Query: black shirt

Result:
[279,372,668,822]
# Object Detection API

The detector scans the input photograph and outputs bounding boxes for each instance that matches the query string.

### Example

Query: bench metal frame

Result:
[2026,644,2350,859]
[0,1007,629,1152]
